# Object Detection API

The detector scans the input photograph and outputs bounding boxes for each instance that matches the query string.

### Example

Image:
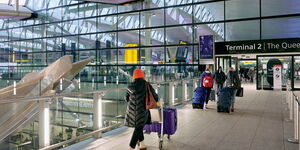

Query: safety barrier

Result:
[0,78,199,149]
[286,82,300,150]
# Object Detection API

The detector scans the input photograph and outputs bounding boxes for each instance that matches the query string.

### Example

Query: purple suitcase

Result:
[144,107,177,135]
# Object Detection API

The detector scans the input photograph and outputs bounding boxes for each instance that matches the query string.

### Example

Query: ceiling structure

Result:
[0,0,299,53]
[0,0,32,19]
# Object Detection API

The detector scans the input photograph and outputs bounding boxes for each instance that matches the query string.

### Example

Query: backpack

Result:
[203,75,213,88]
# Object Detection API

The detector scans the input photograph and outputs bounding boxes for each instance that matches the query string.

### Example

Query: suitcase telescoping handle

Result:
[160,98,164,141]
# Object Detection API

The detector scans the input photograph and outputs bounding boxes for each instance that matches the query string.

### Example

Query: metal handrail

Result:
[292,90,300,105]
[40,123,123,150]
[0,78,198,104]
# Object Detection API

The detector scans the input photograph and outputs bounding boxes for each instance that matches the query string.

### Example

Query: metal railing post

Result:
[286,83,290,105]
[93,93,103,138]
[193,79,197,90]
[288,94,299,143]
[182,81,188,101]
[169,82,175,106]
[39,99,51,149]
[289,88,294,121]
[294,97,299,141]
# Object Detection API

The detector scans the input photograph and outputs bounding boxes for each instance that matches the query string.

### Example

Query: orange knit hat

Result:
[133,68,145,79]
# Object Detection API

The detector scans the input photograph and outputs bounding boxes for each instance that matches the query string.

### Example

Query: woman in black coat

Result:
[125,68,158,150]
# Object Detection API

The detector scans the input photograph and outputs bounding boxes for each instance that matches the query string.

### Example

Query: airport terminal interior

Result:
[0,0,299,149]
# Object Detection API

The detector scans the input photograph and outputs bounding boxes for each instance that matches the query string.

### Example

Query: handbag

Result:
[236,87,243,97]
[145,82,157,109]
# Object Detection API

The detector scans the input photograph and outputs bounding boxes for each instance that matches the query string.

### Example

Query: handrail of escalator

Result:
[0,78,198,104]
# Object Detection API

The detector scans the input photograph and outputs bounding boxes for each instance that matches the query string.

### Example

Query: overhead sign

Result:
[215,38,300,54]
[273,65,282,90]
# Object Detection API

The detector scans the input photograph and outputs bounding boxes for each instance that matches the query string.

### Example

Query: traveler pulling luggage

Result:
[192,87,206,109]
[144,102,177,149]
[199,68,214,107]
[217,87,232,113]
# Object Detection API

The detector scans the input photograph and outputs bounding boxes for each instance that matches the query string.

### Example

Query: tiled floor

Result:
[63,84,298,150]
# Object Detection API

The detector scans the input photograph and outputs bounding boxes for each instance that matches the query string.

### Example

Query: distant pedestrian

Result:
[125,68,159,150]
[200,68,213,107]
[215,66,226,89]
[225,67,241,112]
[247,68,255,82]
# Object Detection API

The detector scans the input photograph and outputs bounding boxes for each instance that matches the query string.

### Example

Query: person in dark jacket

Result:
[199,68,213,107]
[215,66,226,89]
[125,68,158,150]
[225,67,241,112]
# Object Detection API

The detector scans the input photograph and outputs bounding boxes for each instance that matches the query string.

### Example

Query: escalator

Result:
[0,55,94,146]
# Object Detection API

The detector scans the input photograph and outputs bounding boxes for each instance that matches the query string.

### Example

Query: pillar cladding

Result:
[93,93,103,138]
[39,100,50,149]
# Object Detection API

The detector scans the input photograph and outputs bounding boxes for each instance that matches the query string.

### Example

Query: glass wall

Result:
[0,0,300,149]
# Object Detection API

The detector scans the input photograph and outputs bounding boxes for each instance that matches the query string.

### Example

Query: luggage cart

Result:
[144,98,177,150]
[159,100,164,150]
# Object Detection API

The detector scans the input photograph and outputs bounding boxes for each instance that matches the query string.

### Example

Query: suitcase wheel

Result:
[159,141,163,150]
[167,135,170,139]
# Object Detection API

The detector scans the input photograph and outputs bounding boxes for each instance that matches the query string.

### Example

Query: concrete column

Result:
[93,93,103,138]
[39,100,50,149]
[169,82,175,106]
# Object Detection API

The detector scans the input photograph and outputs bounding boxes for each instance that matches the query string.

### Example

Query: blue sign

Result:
[199,35,214,59]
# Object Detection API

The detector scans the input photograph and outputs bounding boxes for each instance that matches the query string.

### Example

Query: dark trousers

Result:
[217,83,224,89]
[130,125,145,148]
[204,87,212,104]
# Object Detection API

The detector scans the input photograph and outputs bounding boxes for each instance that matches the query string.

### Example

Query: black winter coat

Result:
[125,79,159,128]
[215,71,226,84]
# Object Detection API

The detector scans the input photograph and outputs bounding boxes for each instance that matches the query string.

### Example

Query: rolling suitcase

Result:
[192,87,206,109]
[209,89,216,101]
[144,107,177,136]
[217,87,232,113]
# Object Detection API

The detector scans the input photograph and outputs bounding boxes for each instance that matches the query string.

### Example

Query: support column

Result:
[39,100,50,149]
[93,93,103,138]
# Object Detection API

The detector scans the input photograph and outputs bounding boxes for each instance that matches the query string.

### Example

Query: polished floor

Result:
[63,84,298,150]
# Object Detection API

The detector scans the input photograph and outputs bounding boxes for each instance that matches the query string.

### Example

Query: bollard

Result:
[288,95,299,143]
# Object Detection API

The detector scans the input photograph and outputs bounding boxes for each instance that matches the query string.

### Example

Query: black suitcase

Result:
[209,89,216,101]
[217,87,232,113]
